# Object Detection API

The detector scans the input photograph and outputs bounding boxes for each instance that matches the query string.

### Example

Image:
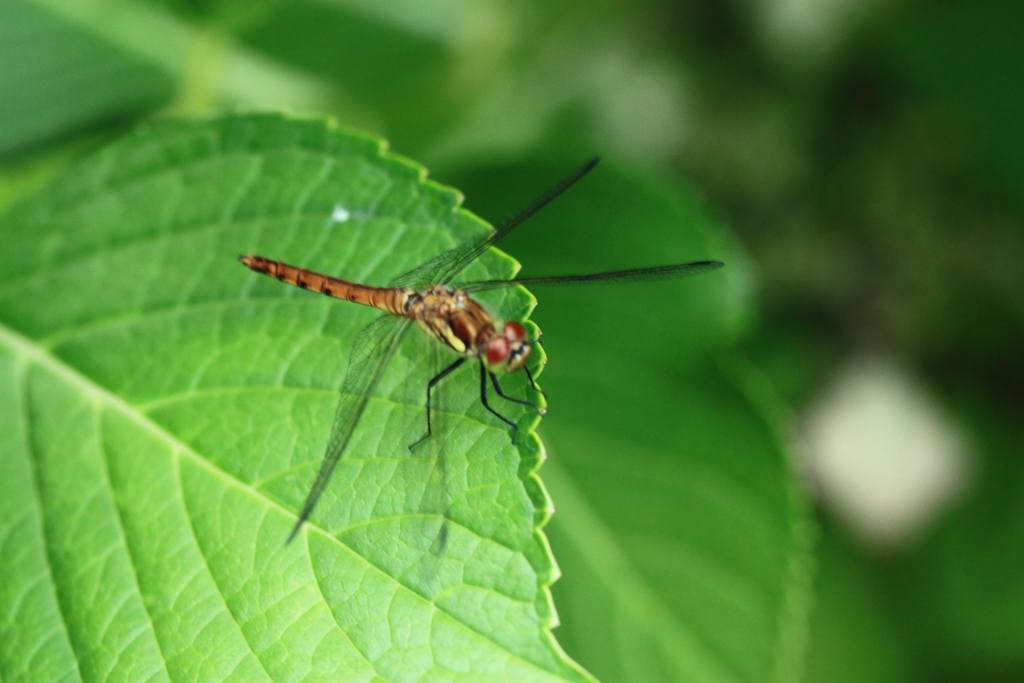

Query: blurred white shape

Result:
[750,0,890,66]
[330,205,351,223]
[585,45,689,161]
[801,355,970,549]
[426,36,690,166]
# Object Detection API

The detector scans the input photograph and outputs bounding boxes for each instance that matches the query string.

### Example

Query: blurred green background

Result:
[2,1,1022,681]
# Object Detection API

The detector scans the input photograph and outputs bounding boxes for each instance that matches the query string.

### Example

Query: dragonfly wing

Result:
[388,157,599,289]
[413,341,456,561]
[288,314,413,541]
[387,240,475,290]
[458,260,725,292]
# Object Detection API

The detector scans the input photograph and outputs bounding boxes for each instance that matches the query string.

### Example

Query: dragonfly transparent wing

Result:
[457,260,724,292]
[288,314,413,541]
[419,341,456,559]
[388,157,600,290]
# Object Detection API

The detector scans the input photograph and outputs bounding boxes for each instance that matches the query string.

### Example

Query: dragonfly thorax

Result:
[407,285,531,372]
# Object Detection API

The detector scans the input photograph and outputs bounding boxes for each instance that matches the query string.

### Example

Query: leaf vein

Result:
[12,358,83,683]
[173,451,274,680]
[305,534,389,683]
[92,401,173,681]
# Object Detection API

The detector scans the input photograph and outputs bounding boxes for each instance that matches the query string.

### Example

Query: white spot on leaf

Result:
[330,204,351,223]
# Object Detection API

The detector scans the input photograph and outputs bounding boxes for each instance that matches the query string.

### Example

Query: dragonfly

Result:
[239,157,723,542]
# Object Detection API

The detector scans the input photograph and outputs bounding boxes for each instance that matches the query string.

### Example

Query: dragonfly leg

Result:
[409,357,466,451]
[489,371,545,416]
[479,361,519,444]
[522,366,547,399]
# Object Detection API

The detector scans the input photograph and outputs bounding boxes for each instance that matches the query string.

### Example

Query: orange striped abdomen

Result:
[239,255,410,315]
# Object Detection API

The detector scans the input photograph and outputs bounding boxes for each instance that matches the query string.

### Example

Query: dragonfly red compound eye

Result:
[504,321,527,343]
[486,336,510,365]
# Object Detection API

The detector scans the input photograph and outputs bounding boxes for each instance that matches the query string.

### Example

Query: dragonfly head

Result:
[485,321,531,373]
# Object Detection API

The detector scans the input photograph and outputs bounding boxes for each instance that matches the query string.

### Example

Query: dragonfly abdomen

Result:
[239,255,410,315]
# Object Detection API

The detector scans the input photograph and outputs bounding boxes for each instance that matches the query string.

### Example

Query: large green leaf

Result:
[450,162,814,683]
[0,114,592,682]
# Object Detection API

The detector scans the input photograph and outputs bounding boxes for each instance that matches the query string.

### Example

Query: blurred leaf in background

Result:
[1,0,1022,681]
[451,160,809,683]
[0,0,174,156]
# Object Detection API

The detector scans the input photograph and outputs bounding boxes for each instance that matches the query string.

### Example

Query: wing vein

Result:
[287,315,413,541]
